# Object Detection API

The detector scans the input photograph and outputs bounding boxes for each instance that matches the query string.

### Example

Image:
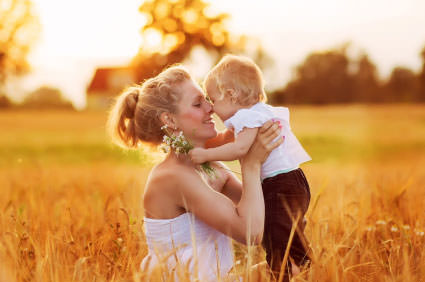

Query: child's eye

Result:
[193,103,201,107]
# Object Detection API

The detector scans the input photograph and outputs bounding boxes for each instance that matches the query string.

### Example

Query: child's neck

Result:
[236,102,258,111]
[225,102,259,121]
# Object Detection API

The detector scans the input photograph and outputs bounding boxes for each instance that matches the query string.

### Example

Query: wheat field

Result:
[0,105,424,281]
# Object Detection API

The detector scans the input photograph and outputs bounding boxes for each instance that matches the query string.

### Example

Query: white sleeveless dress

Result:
[140,212,235,281]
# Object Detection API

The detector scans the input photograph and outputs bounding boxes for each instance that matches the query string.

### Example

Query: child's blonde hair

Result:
[203,54,267,106]
[107,65,191,149]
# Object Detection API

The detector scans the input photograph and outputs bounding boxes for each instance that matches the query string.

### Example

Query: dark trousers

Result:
[261,168,311,280]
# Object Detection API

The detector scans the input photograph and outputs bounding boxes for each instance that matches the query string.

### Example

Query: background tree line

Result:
[1,0,424,108]
[133,0,425,105]
[269,44,425,104]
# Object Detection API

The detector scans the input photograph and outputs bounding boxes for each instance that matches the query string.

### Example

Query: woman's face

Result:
[174,79,217,143]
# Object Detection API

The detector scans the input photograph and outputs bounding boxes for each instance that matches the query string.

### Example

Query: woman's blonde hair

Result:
[203,54,267,106]
[107,65,191,149]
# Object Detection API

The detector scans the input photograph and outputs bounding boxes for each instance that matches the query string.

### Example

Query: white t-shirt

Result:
[224,102,311,180]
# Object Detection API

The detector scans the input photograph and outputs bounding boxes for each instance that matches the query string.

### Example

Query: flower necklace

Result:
[159,125,216,178]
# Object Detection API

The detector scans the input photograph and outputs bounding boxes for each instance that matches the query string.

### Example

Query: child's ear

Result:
[226,89,238,103]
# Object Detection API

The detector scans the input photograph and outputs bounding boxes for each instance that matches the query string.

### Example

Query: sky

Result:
[9,0,425,109]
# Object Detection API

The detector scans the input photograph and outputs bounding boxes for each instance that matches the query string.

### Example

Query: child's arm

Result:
[189,127,258,164]
[205,128,235,148]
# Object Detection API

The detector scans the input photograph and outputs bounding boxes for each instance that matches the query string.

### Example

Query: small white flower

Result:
[365,226,375,232]
[117,237,123,244]
[376,220,387,225]
[159,144,170,153]
[161,125,168,130]
[390,226,399,232]
[415,229,424,236]
[402,225,410,231]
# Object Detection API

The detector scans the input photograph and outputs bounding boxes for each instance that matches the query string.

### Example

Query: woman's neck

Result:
[189,139,206,149]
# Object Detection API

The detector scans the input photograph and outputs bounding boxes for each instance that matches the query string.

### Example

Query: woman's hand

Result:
[241,120,283,166]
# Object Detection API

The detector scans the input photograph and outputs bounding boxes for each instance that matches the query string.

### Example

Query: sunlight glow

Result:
[163,34,179,52]
[142,28,163,52]
[183,9,198,24]
[19,0,425,108]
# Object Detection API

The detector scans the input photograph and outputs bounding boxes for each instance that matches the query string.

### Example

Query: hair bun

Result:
[124,89,139,119]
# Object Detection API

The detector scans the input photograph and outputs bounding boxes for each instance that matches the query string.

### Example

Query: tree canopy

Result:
[132,0,269,82]
[0,0,40,85]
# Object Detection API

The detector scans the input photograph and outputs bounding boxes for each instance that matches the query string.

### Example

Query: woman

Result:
[107,66,282,281]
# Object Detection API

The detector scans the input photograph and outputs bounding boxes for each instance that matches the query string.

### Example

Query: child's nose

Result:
[205,101,213,113]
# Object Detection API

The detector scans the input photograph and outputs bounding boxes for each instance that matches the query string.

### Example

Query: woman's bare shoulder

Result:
[146,160,230,201]
[145,161,197,193]
[143,161,197,216]
[210,161,235,178]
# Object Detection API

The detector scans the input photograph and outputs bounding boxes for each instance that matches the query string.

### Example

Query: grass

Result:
[0,104,424,281]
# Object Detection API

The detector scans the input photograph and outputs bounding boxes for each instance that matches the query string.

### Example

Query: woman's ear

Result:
[159,112,178,130]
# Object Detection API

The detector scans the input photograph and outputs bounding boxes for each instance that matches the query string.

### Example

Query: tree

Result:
[21,86,74,109]
[133,0,267,82]
[0,95,12,108]
[418,46,425,102]
[352,54,380,102]
[282,44,355,104]
[269,44,388,105]
[385,67,418,102]
[0,0,40,86]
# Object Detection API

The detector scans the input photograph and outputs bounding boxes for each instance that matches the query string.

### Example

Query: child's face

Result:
[205,81,240,121]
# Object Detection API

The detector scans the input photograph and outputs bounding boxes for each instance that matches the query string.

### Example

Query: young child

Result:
[189,55,312,278]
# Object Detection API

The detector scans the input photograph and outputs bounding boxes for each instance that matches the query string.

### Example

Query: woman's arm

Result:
[219,162,242,204]
[189,128,258,164]
[177,121,282,245]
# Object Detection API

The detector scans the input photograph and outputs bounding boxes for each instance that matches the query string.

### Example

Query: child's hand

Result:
[189,148,208,164]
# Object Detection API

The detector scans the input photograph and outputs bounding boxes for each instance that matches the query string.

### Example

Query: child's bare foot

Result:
[289,257,301,278]
[291,262,300,276]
